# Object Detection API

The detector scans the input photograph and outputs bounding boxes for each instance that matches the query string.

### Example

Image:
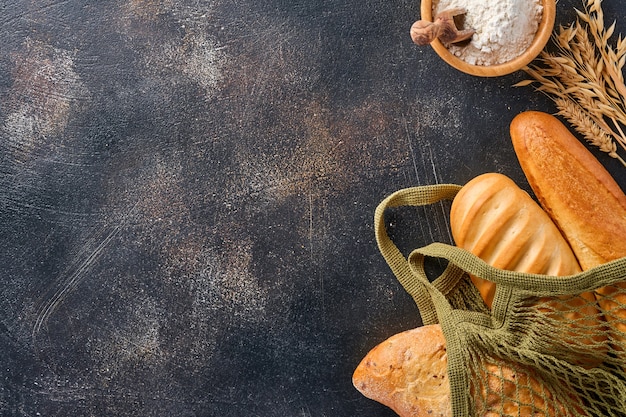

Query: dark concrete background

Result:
[1,0,624,416]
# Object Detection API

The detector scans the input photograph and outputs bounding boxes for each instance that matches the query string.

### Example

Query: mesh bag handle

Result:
[374,184,464,325]
[374,184,626,417]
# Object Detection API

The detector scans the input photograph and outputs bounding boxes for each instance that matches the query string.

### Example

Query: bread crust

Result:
[450,172,606,366]
[510,110,626,356]
[352,326,451,417]
[354,111,626,415]
[509,111,626,269]
[450,172,583,308]
[353,325,588,417]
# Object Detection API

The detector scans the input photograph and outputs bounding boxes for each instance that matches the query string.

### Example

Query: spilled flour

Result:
[433,0,543,65]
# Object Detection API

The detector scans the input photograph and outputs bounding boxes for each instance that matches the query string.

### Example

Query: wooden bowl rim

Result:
[419,0,556,77]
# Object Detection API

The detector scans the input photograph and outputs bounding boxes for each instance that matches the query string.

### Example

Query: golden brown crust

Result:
[450,172,606,366]
[354,111,626,415]
[450,172,583,308]
[510,110,626,352]
[479,362,586,417]
[353,325,588,417]
[352,325,451,417]
[510,111,626,270]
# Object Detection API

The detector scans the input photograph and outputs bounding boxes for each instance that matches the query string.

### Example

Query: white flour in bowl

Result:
[433,0,543,65]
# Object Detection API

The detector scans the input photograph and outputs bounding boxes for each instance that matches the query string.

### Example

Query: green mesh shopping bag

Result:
[374,184,626,417]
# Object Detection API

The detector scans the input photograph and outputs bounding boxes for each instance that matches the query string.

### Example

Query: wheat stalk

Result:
[515,0,626,167]
[554,96,626,165]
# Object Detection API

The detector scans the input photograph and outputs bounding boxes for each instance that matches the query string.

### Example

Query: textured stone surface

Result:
[0,0,624,416]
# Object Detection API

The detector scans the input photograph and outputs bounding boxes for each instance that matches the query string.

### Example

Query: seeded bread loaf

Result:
[353,324,587,417]
[353,325,451,417]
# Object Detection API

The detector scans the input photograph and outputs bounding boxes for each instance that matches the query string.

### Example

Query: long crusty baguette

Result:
[510,111,626,269]
[510,111,626,344]
[353,324,587,417]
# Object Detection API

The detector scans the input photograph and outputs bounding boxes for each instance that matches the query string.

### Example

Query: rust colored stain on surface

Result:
[1,0,618,416]
[5,38,89,155]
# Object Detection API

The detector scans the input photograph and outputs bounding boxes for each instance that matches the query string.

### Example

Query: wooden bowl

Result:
[418,0,556,77]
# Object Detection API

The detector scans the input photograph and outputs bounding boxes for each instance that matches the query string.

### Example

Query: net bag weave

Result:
[374,184,626,417]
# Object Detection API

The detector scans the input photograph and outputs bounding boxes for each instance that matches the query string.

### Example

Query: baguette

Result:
[510,111,626,347]
[509,111,626,269]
